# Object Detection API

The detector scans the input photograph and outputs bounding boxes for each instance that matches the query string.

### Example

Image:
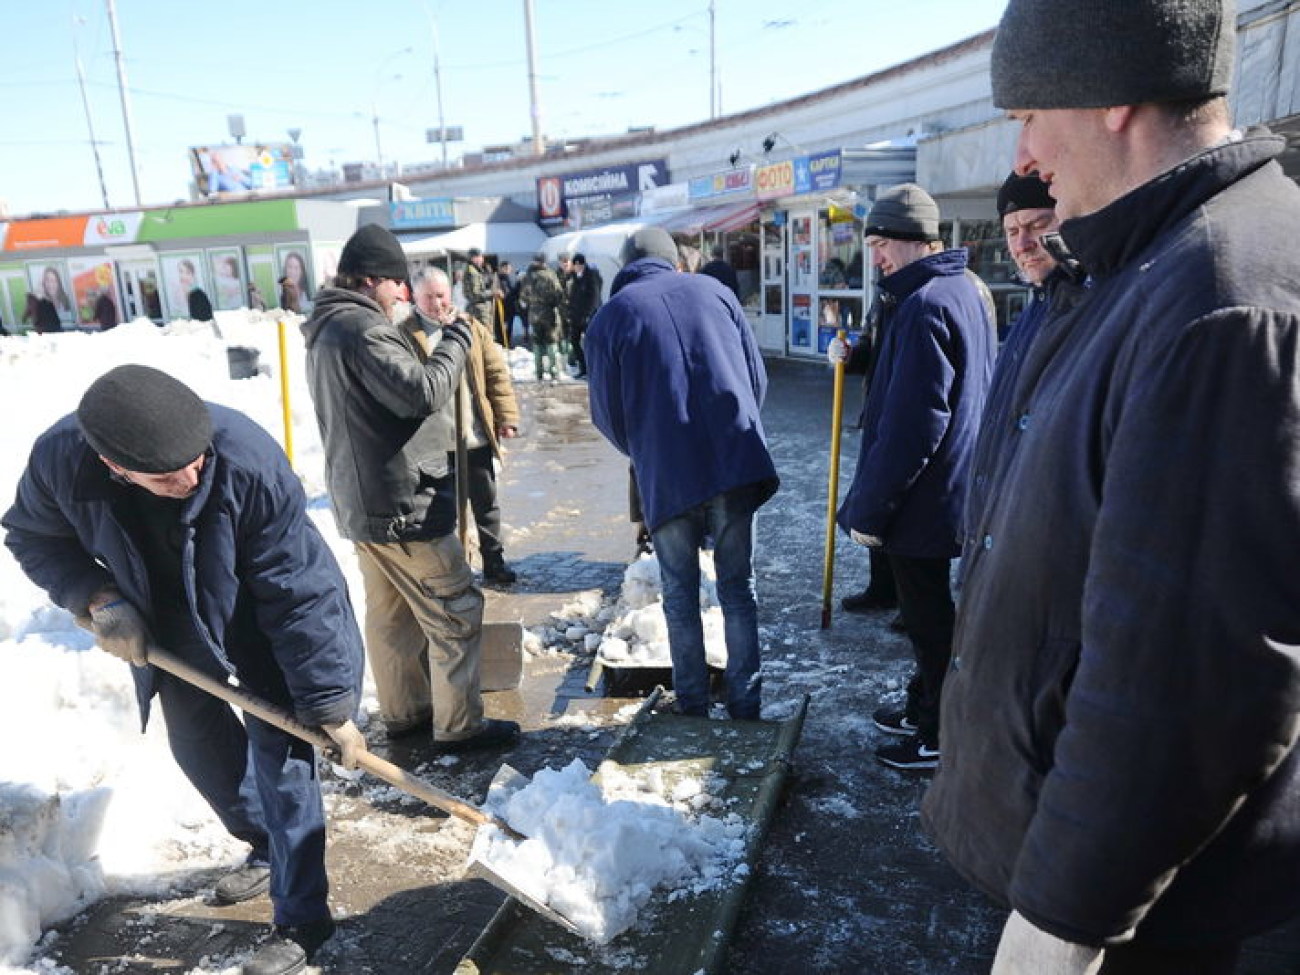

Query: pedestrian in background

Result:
[924,1,1300,971]
[566,253,602,379]
[410,267,522,585]
[519,253,566,381]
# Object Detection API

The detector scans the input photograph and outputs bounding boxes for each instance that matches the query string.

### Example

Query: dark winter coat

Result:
[961,260,1083,560]
[923,131,1300,949]
[585,257,778,531]
[301,287,470,543]
[463,260,495,326]
[1,405,363,729]
[567,267,603,325]
[187,287,213,322]
[836,249,994,558]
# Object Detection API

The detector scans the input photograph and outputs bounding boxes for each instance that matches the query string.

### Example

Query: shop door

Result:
[787,209,817,355]
[757,217,786,353]
[118,260,162,323]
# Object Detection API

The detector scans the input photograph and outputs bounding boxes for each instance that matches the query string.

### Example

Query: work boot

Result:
[431,718,521,754]
[241,917,336,975]
[213,861,271,905]
[482,557,517,585]
[841,587,898,613]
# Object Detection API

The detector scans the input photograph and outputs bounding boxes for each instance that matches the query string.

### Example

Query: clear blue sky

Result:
[0,0,1008,218]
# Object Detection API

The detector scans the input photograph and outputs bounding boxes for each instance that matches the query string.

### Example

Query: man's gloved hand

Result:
[88,589,150,667]
[323,719,367,770]
[991,911,1104,975]
[850,529,883,548]
[827,336,850,365]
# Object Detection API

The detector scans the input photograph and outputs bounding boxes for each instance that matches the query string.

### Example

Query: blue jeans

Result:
[651,486,763,719]
[157,664,330,926]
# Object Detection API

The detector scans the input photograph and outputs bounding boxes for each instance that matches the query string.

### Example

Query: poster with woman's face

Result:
[26,261,74,323]
[66,257,121,326]
[275,245,313,302]
[160,252,207,320]
[208,248,246,311]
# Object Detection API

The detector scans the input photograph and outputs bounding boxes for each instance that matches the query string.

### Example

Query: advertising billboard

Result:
[190,144,296,197]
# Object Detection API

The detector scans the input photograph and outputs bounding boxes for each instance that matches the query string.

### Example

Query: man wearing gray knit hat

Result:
[923,1,1300,973]
[832,181,995,772]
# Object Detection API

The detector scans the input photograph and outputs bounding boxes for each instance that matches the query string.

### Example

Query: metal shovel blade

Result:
[464,763,589,939]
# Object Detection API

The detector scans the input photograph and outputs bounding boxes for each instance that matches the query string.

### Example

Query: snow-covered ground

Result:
[0,311,750,973]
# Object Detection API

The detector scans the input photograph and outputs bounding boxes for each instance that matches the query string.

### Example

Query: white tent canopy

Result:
[399,221,547,264]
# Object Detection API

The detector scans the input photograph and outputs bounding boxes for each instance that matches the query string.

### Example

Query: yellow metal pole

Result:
[496,295,510,350]
[277,319,295,468]
[821,329,847,629]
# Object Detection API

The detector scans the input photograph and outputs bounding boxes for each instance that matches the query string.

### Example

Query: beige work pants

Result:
[354,536,485,740]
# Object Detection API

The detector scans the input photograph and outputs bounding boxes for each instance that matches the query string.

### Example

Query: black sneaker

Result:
[384,711,433,740]
[841,588,898,613]
[875,736,939,771]
[431,718,521,754]
[242,917,335,975]
[872,705,918,737]
[213,862,271,905]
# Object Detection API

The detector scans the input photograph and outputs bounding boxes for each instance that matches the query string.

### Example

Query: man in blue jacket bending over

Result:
[2,365,366,975]
[586,227,779,720]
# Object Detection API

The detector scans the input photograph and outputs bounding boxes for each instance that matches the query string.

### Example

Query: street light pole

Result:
[426,7,448,168]
[709,0,717,120]
[523,0,545,156]
[72,16,110,209]
[372,100,385,177]
[104,0,142,206]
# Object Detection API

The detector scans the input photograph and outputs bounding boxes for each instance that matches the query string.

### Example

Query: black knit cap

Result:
[337,223,409,282]
[992,0,1236,110]
[997,172,1056,217]
[620,226,679,265]
[78,365,212,473]
[865,183,941,242]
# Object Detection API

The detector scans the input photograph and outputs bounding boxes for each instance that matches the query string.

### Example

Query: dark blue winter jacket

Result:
[836,249,994,558]
[2,405,364,729]
[586,258,778,531]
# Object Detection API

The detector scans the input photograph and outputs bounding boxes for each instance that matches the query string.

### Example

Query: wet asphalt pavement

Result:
[40,358,1300,974]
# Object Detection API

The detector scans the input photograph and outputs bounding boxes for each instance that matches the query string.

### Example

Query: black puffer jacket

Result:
[923,131,1300,948]
[302,287,470,543]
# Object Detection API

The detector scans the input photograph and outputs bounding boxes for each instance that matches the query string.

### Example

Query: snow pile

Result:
[472,758,749,944]
[595,553,728,669]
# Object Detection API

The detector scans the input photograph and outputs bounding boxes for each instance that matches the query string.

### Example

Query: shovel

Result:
[144,647,594,935]
[144,645,524,841]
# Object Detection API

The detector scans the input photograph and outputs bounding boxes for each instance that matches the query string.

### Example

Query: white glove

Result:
[827,336,849,365]
[850,529,883,548]
[88,589,150,667]
[323,719,367,770]
[991,911,1103,975]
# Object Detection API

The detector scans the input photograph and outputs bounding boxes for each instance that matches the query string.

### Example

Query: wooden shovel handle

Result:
[146,647,511,834]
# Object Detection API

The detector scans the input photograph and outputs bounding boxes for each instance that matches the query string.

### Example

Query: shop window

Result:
[817,205,863,290]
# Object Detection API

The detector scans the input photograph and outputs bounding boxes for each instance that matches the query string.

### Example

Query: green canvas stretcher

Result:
[455,690,810,975]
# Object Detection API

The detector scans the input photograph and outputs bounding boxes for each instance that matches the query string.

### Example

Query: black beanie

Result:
[78,365,212,473]
[338,224,409,282]
[620,226,679,266]
[997,173,1056,217]
[992,0,1235,110]
[865,183,941,242]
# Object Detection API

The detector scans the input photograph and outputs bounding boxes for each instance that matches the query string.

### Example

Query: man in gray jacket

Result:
[302,224,518,752]
[923,1,1300,972]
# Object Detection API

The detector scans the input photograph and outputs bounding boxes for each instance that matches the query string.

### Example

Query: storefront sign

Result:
[755,160,796,201]
[800,150,842,193]
[536,159,669,228]
[639,182,691,215]
[688,167,755,202]
[389,198,456,231]
[84,212,143,246]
